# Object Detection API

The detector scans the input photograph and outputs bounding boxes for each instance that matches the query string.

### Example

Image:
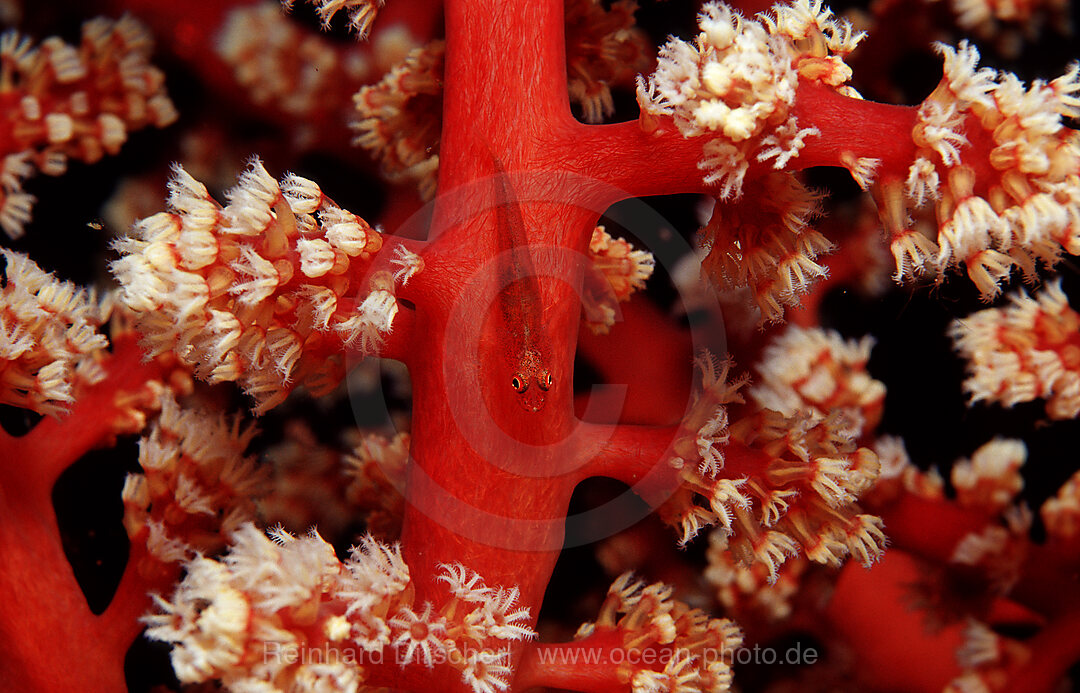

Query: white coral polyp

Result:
[144,527,539,690]
[111,159,403,414]
[637,1,834,198]
[898,41,1080,297]
[641,3,797,141]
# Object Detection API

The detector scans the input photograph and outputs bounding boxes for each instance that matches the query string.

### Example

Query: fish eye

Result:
[511,375,527,393]
[538,371,552,391]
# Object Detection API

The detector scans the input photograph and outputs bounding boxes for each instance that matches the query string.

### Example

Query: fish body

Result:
[490,156,552,412]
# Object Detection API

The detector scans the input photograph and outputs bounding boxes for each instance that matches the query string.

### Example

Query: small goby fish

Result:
[490,155,552,412]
